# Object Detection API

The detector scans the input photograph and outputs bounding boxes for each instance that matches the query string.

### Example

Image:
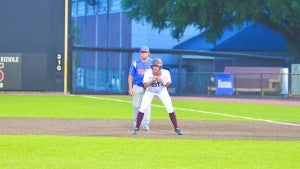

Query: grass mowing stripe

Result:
[174,107,300,126]
[0,95,298,122]
[0,135,299,169]
[83,95,300,126]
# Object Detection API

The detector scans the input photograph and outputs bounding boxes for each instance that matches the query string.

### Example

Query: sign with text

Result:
[0,53,22,90]
[215,73,234,95]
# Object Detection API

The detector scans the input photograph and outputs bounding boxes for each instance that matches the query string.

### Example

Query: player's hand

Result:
[163,82,171,88]
[156,76,163,83]
[152,75,157,81]
[151,76,158,84]
[128,88,134,96]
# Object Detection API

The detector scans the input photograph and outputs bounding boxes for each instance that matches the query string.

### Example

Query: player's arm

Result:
[128,63,136,95]
[143,70,156,89]
[162,71,172,88]
[163,81,171,88]
[128,74,134,95]
[143,76,157,89]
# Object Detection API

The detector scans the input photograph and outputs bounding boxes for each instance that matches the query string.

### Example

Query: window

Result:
[72,0,121,16]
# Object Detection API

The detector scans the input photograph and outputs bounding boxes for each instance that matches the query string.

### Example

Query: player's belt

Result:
[134,84,144,88]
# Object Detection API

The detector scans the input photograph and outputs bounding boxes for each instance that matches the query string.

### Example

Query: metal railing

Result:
[72,46,300,99]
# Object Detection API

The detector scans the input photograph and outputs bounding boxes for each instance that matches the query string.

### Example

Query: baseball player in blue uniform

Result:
[128,46,152,131]
[132,58,183,135]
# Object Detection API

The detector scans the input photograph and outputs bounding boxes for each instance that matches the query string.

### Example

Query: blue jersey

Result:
[129,59,152,87]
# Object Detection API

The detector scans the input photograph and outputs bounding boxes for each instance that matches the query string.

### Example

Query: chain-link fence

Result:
[207,72,300,97]
[72,46,300,99]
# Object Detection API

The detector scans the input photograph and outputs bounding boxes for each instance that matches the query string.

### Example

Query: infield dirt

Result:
[1,94,299,140]
[0,118,299,140]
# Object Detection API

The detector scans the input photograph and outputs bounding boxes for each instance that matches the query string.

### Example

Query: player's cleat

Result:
[132,128,139,135]
[142,125,149,131]
[175,128,183,135]
[133,121,136,128]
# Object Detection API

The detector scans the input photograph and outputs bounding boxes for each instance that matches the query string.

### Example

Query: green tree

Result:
[122,0,300,57]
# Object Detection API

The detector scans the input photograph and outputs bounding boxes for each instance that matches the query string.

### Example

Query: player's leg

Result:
[157,89,174,113]
[133,85,150,129]
[136,91,154,128]
[133,91,154,134]
[141,104,151,131]
[132,85,144,127]
[158,90,183,135]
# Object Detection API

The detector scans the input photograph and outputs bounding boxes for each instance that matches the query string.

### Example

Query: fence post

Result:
[234,73,237,96]
[178,54,182,93]
[260,73,263,96]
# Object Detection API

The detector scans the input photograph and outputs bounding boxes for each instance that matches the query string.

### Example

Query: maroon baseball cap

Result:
[140,46,150,52]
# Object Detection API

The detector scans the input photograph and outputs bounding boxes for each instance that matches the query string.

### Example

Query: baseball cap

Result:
[140,46,150,52]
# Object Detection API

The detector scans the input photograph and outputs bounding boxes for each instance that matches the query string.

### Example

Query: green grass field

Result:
[0,94,299,169]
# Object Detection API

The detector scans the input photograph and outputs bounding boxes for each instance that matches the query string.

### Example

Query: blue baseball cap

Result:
[140,46,150,52]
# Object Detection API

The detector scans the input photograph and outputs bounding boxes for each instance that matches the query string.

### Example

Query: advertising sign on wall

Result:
[0,53,22,90]
[215,73,234,95]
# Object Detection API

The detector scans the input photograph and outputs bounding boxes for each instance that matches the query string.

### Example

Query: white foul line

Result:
[173,107,300,126]
[82,95,300,127]
[82,95,131,103]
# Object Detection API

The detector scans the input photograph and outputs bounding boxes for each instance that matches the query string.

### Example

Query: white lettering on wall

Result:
[0,56,19,63]
[217,80,232,88]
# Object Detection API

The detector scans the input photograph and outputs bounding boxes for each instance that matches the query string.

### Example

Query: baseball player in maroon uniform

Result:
[132,58,183,135]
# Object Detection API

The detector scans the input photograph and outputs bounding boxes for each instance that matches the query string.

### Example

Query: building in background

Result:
[0,0,298,95]
[71,0,300,95]
[173,22,299,94]
[71,0,199,93]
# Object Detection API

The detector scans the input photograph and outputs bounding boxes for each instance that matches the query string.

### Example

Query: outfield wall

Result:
[0,0,67,91]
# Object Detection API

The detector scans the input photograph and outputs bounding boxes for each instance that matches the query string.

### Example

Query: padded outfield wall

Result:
[0,0,67,91]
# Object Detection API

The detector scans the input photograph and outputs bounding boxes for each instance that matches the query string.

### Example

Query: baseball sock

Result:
[169,112,179,129]
[135,111,144,129]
